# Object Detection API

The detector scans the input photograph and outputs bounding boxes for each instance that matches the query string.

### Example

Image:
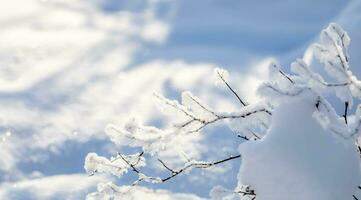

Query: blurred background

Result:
[0,0,360,199]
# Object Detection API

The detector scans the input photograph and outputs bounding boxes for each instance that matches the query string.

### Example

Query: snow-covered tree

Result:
[84,23,361,200]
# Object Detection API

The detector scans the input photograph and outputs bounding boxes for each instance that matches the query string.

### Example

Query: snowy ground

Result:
[0,0,360,199]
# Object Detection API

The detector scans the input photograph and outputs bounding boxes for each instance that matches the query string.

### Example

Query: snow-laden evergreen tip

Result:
[84,23,361,199]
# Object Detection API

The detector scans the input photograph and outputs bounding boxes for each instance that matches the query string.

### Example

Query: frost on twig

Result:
[241,23,361,200]
[258,23,361,140]
[84,66,270,199]
[154,91,271,135]
[105,118,165,156]
[84,152,145,177]
[159,154,242,182]
[85,23,361,200]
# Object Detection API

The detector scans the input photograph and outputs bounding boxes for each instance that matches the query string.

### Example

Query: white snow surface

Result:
[239,95,361,200]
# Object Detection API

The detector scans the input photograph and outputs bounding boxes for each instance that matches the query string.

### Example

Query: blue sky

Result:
[135,0,347,66]
[0,0,360,199]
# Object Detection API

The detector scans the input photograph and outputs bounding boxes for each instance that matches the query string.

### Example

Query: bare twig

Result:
[237,135,249,141]
[343,101,349,124]
[157,159,175,174]
[217,70,247,106]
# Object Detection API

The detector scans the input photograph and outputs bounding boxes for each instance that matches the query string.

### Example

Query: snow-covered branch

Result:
[159,154,241,182]
[84,152,145,177]
[85,23,361,200]
[86,151,241,185]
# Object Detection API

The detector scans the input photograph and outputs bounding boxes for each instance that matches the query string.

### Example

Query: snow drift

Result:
[239,94,360,200]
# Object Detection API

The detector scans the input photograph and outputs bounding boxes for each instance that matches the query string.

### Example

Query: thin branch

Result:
[324,30,361,92]
[294,59,350,88]
[110,152,143,166]
[156,91,270,135]
[154,93,206,124]
[237,129,261,141]
[248,129,261,140]
[217,71,247,106]
[236,190,256,195]
[315,96,360,139]
[235,189,256,197]
[278,68,294,84]
[234,185,257,199]
[340,33,349,62]
[322,81,350,87]
[262,83,310,97]
[324,31,348,71]
[118,153,140,173]
[121,153,241,184]
[185,92,219,117]
[157,159,175,174]
[343,101,349,124]
[161,154,241,182]
[186,108,272,133]
[237,135,249,141]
